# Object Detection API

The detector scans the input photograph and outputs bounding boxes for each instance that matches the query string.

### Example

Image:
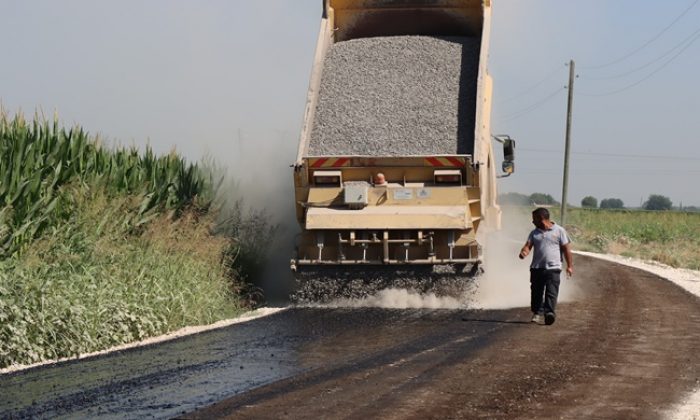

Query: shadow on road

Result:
[460,317,531,325]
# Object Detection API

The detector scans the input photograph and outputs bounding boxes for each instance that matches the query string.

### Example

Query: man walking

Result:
[518,207,574,325]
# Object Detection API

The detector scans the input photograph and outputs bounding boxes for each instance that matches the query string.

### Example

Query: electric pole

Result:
[560,60,575,226]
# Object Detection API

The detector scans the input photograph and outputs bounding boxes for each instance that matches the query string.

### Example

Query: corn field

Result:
[0,112,213,258]
[0,112,262,369]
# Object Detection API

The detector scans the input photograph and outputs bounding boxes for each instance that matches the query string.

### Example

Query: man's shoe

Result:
[545,312,556,325]
[531,313,543,324]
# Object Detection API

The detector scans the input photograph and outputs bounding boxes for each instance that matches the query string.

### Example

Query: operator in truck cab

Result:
[373,172,388,186]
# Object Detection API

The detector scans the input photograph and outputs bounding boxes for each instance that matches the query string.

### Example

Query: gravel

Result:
[291,265,481,305]
[308,36,481,156]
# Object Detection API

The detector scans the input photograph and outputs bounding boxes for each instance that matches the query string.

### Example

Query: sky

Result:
[1,0,699,209]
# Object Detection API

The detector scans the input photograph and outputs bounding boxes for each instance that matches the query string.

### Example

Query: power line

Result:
[500,64,567,104]
[581,25,700,81]
[577,30,700,97]
[580,0,700,70]
[516,169,700,175]
[518,147,700,161]
[498,87,566,122]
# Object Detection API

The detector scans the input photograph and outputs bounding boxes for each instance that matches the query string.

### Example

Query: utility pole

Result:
[560,60,575,226]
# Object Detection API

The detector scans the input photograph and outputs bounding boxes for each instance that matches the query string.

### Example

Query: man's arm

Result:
[519,241,532,259]
[561,242,574,276]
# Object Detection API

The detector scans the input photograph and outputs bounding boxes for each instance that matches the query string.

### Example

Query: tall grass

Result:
[564,208,700,269]
[505,206,700,270]
[0,189,242,367]
[0,113,271,369]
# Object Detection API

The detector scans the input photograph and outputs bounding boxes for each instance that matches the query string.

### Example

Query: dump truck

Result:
[291,0,514,300]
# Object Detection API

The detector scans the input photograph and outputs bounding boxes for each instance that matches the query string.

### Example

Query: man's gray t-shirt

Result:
[527,223,570,270]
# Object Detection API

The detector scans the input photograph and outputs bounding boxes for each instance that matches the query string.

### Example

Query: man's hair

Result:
[532,207,550,220]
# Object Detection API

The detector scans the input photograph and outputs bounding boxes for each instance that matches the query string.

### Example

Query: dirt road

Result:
[2,255,699,419]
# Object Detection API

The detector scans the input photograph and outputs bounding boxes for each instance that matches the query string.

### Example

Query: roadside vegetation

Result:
[0,112,272,369]
[564,208,700,270]
[504,204,700,271]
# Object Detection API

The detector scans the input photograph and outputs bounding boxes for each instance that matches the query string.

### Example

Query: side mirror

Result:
[503,138,515,162]
[492,135,515,177]
[502,160,514,175]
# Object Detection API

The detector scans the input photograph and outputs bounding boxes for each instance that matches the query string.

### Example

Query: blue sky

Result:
[1,0,699,208]
[490,0,700,208]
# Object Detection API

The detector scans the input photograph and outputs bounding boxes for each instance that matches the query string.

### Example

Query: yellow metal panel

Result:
[296,16,333,163]
[307,187,344,206]
[306,205,471,230]
[327,0,486,42]
[330,0,482,8]
[307,185,470,207]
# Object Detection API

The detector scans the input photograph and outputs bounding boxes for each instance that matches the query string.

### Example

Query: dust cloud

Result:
[472,222,531,310]
[326,289,464,309]
[322,206,583,311]
[208,128,299,305]
[317,208,531,310]
[473,207,582,310]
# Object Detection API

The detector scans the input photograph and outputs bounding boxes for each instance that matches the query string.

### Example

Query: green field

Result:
[505,206,700,270]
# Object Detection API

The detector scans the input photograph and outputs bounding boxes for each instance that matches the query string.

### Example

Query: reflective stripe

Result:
[425,157,464,167]
[310,158,329,168]
[309,158,351,168]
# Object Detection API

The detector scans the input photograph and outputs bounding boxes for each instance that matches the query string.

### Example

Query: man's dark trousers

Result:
[530,268,561,314]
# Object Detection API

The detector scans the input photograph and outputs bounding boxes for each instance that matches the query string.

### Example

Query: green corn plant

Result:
[0,111,213,258]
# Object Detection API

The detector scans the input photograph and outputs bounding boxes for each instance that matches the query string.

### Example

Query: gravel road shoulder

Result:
[0,307,287,376]
[576,251,700,420]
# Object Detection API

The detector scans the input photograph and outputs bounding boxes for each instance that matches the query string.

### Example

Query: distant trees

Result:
[581,196,598,208]
[644,194,673,211]
[498,192,559,206]
[529,193,558,206]
[600,198,625,209]
[497,192,687,212]
[499,192,531,206]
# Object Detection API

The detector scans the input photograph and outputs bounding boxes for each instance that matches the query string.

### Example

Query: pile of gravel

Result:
[308,36,480,157]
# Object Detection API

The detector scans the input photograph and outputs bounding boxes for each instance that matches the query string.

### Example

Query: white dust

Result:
[322,208,580,310]
[471,210,583,310]
[325,288,464,309]
[204,128,299,304]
